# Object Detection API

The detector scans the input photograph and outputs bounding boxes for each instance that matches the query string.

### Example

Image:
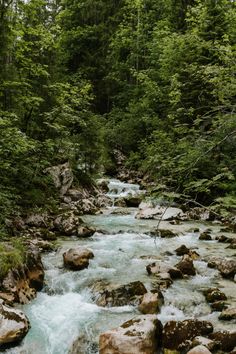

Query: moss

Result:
[0,240,26,281]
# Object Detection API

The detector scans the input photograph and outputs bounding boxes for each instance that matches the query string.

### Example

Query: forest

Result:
[0,1,236,353]
[1,0,236,233]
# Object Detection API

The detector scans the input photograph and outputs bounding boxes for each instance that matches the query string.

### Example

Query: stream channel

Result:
[7,179,236,354]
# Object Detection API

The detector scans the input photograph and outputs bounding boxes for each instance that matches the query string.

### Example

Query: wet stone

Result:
[209,331,236,352]
[162,319,213,351]
[210,301,228,312]
[175,255,196,276]
[93,281,147,307]
[203,288,227,303]
[219,307,236,321]
[175,245,190,256]
[199,231,212,241]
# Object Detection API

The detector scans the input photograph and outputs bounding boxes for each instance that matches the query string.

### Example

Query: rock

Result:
[210,301,228,311]
[175,245,199,259]
[151,229,177,238]
[0,303,29,347]
[25,213,47,228]
[97,179,109,193]
[46,162,73,196]
[209,331,236,352]
[175,255,196,276]
[184,208,214,221]
[99,315,162,354]
[175,245,190,256]
[53,212,81,235]
[114,198,127,207]
[186,345,212,354]
[199,231,212,241]
[69,334,96,354]
[77,226,95,238]
[0,292,15,306]
[203,288,227,303]
[170,219,182,225]
[207,257,236,278]
[216,235,232,243]
[138,290,164,314]
[124,195,142,207]
[29,239,55,252]
[146,261,183,279]
[79,198,98,214]
[93,281,147,307]
[1,246,44,304]
[63,247,94,271]
[136,203,183,220]
[162,319,213,351]
[110,208,131,215]
[227,239,236,249]
[38,229,57,241]
[146,261,182,289]
[219,307,236,320]
[67,189,84,201]
[151,272,173,290]
[192,336,216,351]
[189,250,200,260]
[5,217,25,233]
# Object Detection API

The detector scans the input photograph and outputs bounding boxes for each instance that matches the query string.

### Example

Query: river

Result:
[7,179,236,354]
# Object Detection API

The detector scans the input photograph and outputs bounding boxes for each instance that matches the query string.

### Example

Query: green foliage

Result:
[0,0,236,224]
[0,240,26,280]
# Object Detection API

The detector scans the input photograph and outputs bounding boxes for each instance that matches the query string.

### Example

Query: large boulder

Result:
[99,315,162,354]
[175,255,196,276]
[46,162,73,196]
[209,331,236,352]
[162,319,213,351]
[63,247,94,271]
[92,281,147,307]
[0,302,29,347]
[1,246,44,304]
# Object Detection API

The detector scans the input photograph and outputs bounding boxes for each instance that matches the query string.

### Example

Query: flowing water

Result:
[6,179,236,354]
